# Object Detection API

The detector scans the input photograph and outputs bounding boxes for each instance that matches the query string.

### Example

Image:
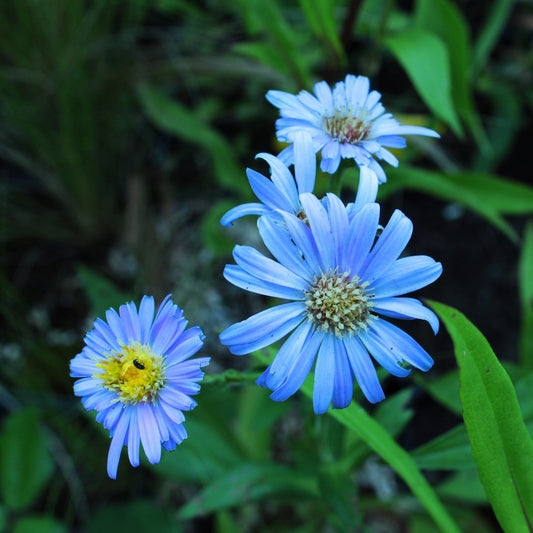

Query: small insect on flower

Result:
[70,295,210,479]
[267,74,440,182]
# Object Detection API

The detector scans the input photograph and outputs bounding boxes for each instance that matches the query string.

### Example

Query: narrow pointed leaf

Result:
[429,301,533,532]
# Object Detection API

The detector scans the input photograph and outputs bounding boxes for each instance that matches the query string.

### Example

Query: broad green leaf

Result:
[13,516,66,533]
[430,301,533,532]
[138,84,247,196]
[84,500,181,533]
[382,166,519,241]
[77,265,131,319]
[411,424,474,471]
[386,28,462,136]
[178,462,319,519]
[252,351,461,533]
[519,222,533,369]
[414,0,487,148]
[0,409,54,510]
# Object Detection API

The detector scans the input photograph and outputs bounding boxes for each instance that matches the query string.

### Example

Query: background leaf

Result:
[519,222,533,369]
[0,409,54,511]
[385,28,462,136]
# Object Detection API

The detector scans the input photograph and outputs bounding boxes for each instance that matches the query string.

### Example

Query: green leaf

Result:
[385,28,462,136]
[472,0,517,78]
[436,469,488,504]
[178,462,319,520]
[77,265,131,319]
[138,84,247,196]
[429,301,533,532]
[252,350,461,533]
[414,0,487,149]
[84,500,181,533]
[382,166,519,241]
[151,389,244,484]
[298,0,345,62]
[519,222,533,369]
[414,371,462,416]
[13,516,66,533]
[0,409,54,511]
[411,424,474,471]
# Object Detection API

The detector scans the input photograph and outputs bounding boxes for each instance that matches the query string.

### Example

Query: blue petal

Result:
[247,168,296,211]
[369,319,434,372]
[223,264,304,300]
[220,202,272,226]
[372,297,440,334]
[341,202,380,275]
[323,193,349,264]
[313,334,336,414]
[358,328,411,377]
[293,131,316,193]
[107,406,131,479]
[233,245,309,291]
[105,307,126,345]
[352,166,378,215]
[256,153,299,211]
[359,210,413,283]
[313,80,334,114]
[268,329,324,401]
[127,408,140,467]
[299,193,335,270]
[219,302,306,355]
[375,135,407,149]
[280,211,322,273]
[258,319,314,390]
[320,151,341,174]
[120,301,142,343]
[257,216,315,281]
[372,256,443,298]
[332,341,354,409]
[138,296,155,344]
[138,403,162,465]
[166,327,205,365]
[343,335,385,403]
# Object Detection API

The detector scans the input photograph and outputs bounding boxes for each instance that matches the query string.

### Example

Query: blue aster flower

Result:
[221,132,378,227]
[266,74,440,182]
[219,193,442,413]
[70,295,210,479]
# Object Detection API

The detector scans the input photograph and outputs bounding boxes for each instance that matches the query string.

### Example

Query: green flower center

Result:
[95,341,166,403]
[304,271,372,338]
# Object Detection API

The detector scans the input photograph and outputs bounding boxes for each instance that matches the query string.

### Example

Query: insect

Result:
[133,359,145,370]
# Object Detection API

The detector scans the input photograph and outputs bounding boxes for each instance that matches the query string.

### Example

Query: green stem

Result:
[203,369,262,386]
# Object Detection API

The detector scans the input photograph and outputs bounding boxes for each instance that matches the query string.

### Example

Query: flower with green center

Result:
[70,295,209,478]
[219,193,442,413]
[266,74,439,182]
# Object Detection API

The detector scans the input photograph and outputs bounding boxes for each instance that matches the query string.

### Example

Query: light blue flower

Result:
[70,295,210,479]
[219,193,442,413]
[221,131,378,227]
[267,74,440,181]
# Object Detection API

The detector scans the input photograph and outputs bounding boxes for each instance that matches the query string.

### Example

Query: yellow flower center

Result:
[323,109,372,144]
[304,270,373,338]
[95,341,166,403]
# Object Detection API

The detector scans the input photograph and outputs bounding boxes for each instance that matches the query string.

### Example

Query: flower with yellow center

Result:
[71,295,209,479]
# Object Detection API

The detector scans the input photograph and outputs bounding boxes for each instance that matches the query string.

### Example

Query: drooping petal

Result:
[138,403,162,465]
[219,302,306,355]
[220,202,272,227]
[372,297,440,334]
[107,408,130,479]
[343,335,385,403]
[372,256,443,298]
[313,334,336,414]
